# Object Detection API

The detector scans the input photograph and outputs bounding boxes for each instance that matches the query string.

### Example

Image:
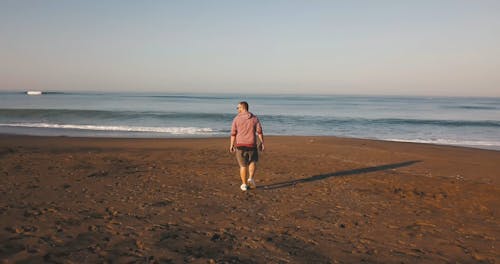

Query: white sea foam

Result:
[385,138,500,148]
[0,123,216,135]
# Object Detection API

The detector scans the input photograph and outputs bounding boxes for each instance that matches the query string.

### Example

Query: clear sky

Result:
[1,1,499,96]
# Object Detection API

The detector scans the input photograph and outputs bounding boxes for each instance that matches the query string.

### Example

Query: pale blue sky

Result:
[1,1,499,96]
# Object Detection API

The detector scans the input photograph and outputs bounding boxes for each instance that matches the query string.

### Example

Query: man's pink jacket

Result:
[231,112,263,148]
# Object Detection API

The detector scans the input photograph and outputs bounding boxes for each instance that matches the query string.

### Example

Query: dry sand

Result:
[0,135,499,263]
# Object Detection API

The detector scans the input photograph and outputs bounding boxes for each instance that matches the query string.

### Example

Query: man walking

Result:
[230,101,264,191]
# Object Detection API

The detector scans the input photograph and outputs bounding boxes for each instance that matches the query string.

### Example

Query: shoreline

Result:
[1,134,499,262]
[1,132,499,152]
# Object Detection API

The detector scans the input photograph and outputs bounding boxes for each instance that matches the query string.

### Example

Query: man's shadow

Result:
[258,160,422,190]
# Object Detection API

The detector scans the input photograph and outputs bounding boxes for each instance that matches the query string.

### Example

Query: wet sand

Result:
[0,135,499,263]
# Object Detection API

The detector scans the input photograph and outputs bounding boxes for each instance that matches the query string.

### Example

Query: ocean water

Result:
[1,92,499,150]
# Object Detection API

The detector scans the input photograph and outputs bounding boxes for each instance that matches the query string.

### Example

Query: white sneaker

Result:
[247,178,256,189]
[240,184,248,191]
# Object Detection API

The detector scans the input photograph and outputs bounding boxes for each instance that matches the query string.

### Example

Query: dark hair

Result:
[239,101,249,111]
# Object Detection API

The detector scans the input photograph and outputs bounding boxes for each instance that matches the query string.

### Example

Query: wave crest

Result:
[0,123,217,135]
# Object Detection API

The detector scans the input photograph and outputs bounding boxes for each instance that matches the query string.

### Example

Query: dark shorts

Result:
[235,147,258,167]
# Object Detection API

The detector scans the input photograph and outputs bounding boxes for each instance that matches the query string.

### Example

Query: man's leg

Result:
[248,162,257,188]
[248,162,256,179]
[240,166,248,185]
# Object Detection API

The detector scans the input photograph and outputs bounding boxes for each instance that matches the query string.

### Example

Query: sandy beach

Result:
[0,135,499,263]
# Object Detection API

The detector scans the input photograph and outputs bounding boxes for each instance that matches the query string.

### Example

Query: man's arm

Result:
[258,133,265,152]
[230,118,237,152]
[230,135,236,152]
[256,118,264,151]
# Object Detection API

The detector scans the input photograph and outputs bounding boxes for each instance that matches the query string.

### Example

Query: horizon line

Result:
[1,89,499,99]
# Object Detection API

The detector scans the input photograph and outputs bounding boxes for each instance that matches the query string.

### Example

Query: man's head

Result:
[237,101,249,113]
